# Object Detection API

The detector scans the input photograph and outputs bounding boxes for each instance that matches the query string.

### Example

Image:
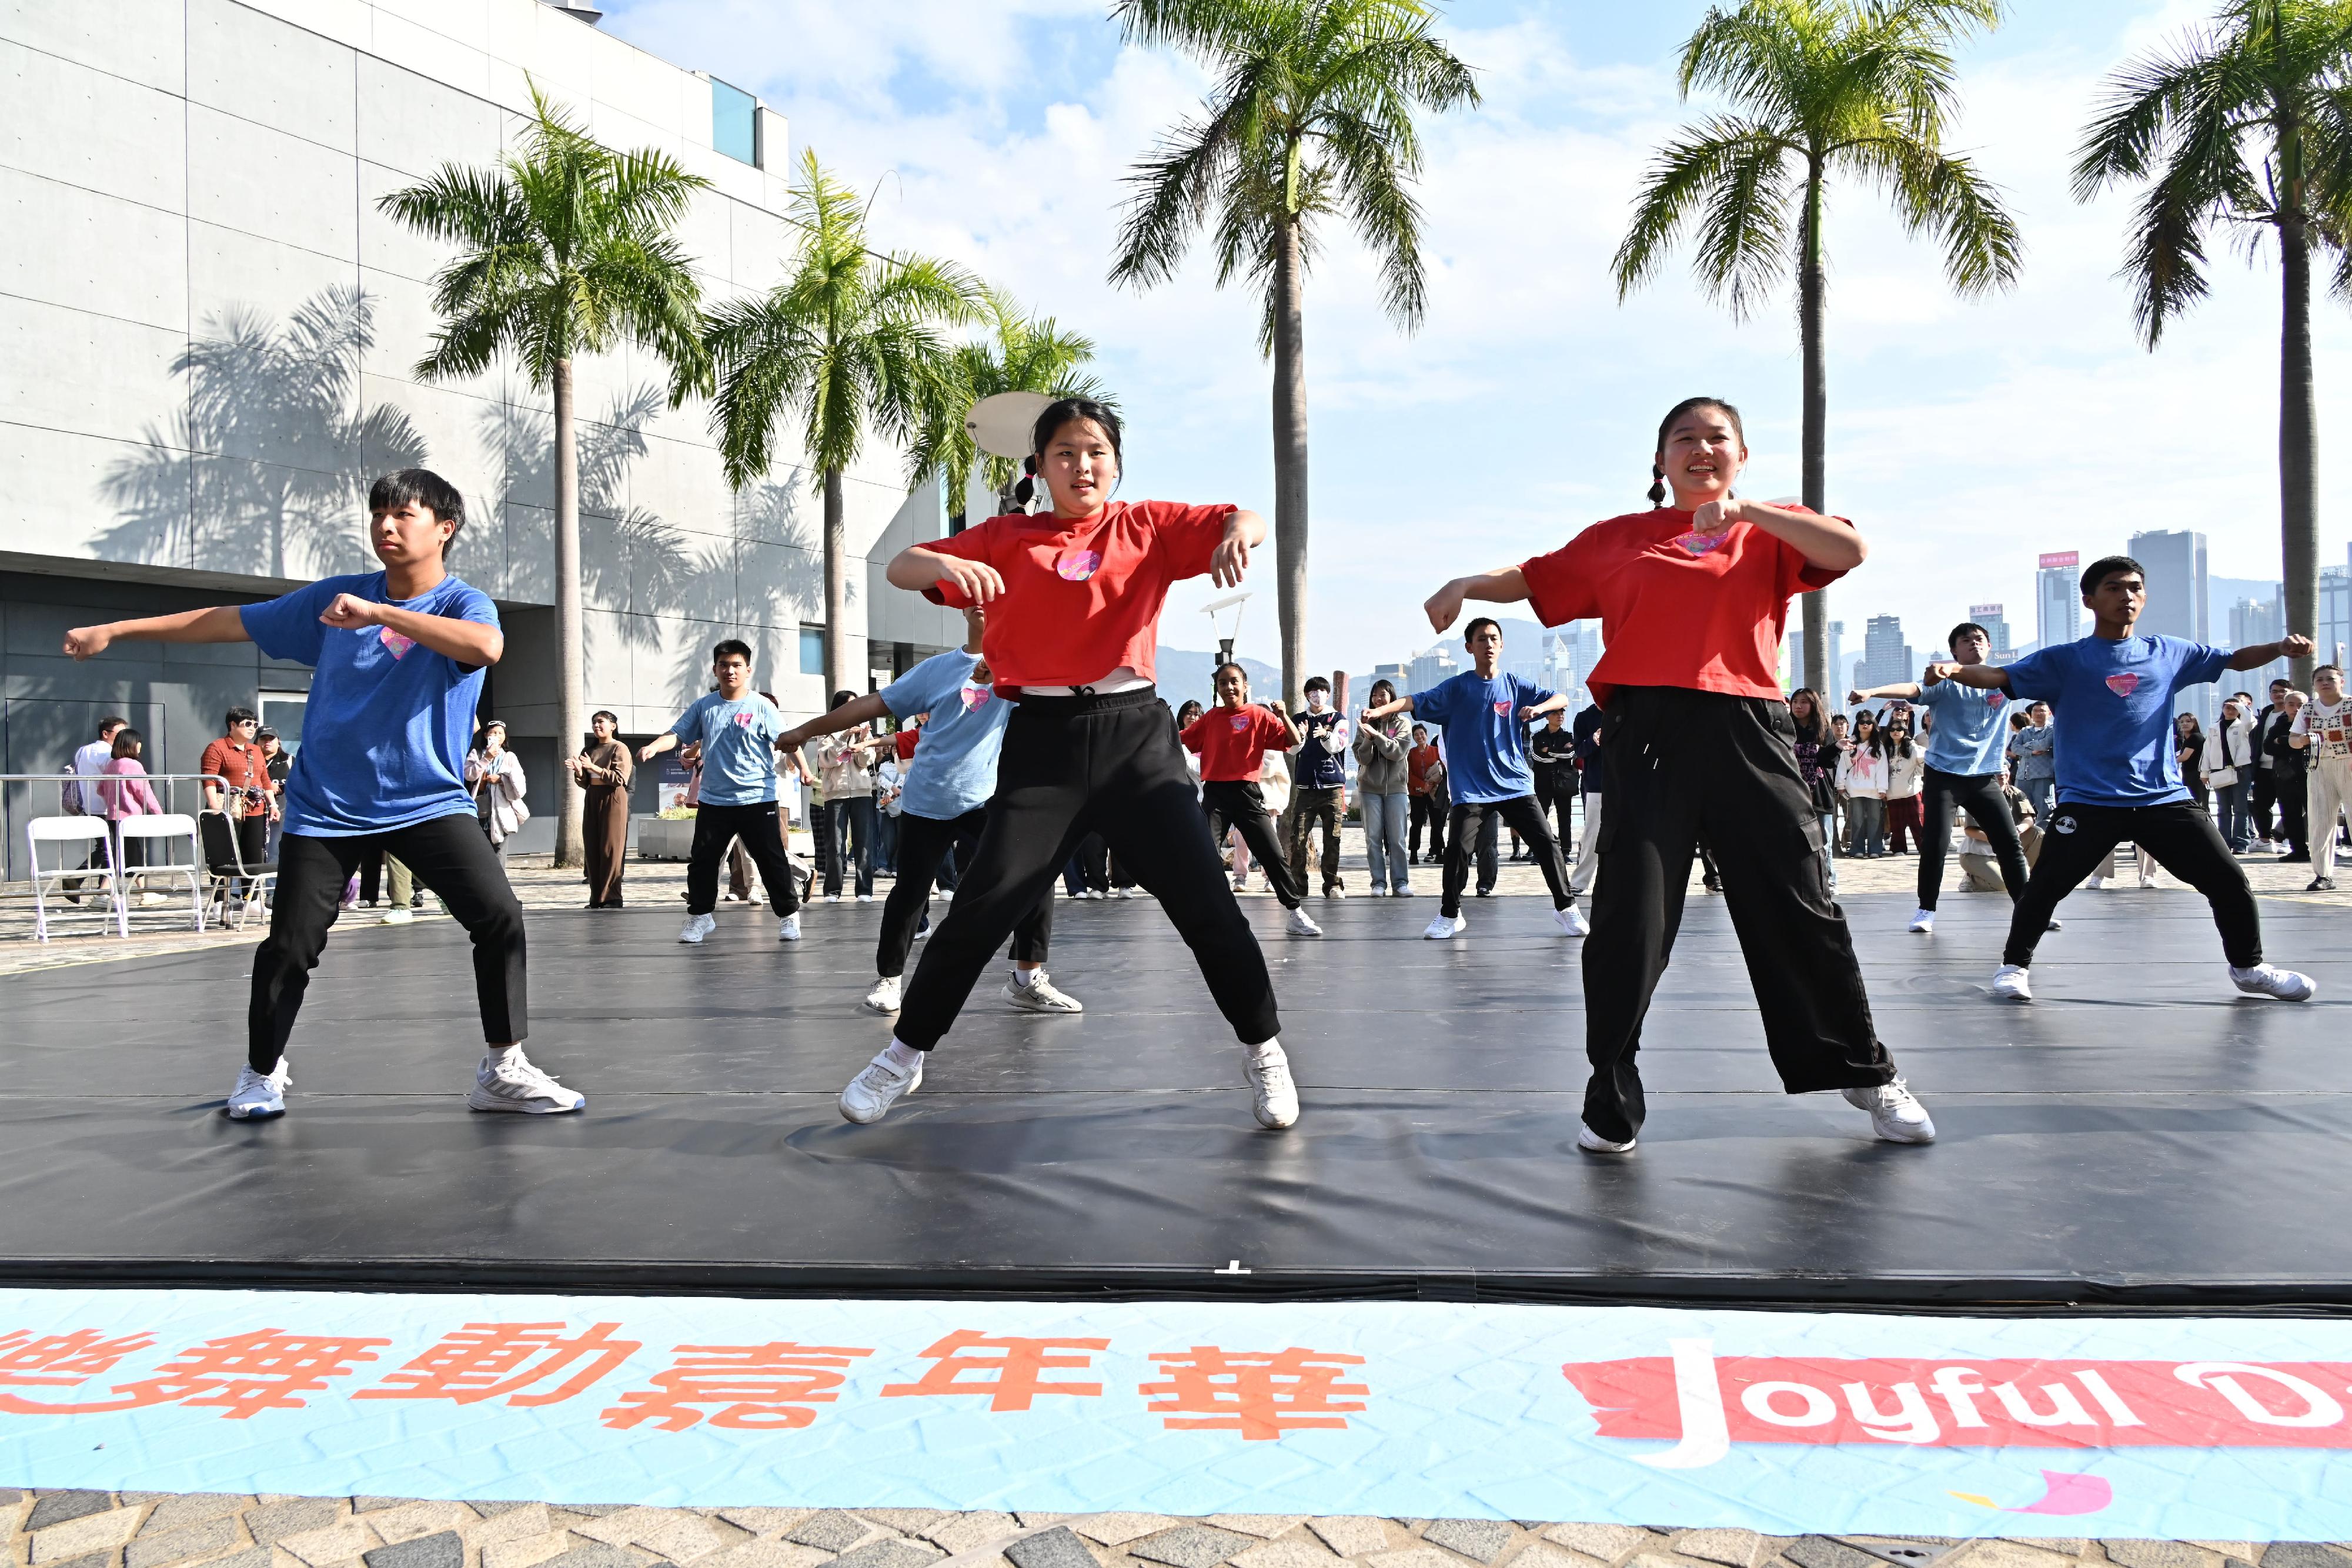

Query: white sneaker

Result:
[1422,914,1466,940]
[1842,1078,1936,1144]
[382,906,415,926]
[1576,1123,1635,1155]
[863,975,903,1014]
[1992,964,2033,1001]
[857,894,875,903]
[1003,970,1083,1012]
[467,1053,585,1114]
[1285,905,1322,937]
[840,1050,922,1124]
[1245,1041,1299,1129]
[825,894,842,903]
[1324,886,1346,900]
[778,913,801,942]
[225,1062,286,1120]
[1231,875,1250,892]
[1394,885,1416,898]
[1369,885,1388,898]
[1555,905,1589,937]
[1115,888,1137,899]
[678,913,716,944]
[1907,908,1935,933]
[2231,963,2317,1001]
[2087,875,2104,890]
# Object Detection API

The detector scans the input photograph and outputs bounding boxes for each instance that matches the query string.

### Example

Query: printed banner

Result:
[8,1289,2352,1539]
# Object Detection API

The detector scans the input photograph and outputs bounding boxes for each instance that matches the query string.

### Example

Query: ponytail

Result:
[1011,455,1038,509]
[1648,464,1667,507]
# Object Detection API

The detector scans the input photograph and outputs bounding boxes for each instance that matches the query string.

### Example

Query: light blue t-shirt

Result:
[671,693,787,807]
[240,571,497,837]
[1918,673,2014,775]
[1412,671,1553,804]
[879,649,1008,821]
[2002,634,2232,807]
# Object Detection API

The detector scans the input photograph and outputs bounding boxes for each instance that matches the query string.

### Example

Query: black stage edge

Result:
[4,890,2349,1310]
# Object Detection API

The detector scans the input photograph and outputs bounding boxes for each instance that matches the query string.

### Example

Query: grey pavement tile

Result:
[542,1548,655,1568]
[1078,1520,1185,1551]
[1540,1529,1652,1564]
[1129,1529,1257,1568]
[32,1507,145,1563]
[2107,1545,2221,1568]
[1231,1542,1346,1568]
[139,1502,249,1537]
[475,1506,540,1520]
[830,1543,940,1568]
[1424,1522,1515,1565]
[364,1533,465,1568]
[1782,1544,1882,1568]
[354,1504,409,1517]
[42,1553,117,1568]
[861,1514,951,1534]
[28,1495,118,1532]
[562,1510,636,1520]
[925,1514,1020,1557]
[192,1550,270,1568]
[1501,1546,1607,1568]
[247,1500,346,1545]
[2263,1551,2352,1568]
[126,1518,240,1568]
[789,1513,874,1554]
[1008,1530,1102,1568]
[1308,1523,1392,1560]
[120,1498,178,1507]
[1672,1535,1767,1568]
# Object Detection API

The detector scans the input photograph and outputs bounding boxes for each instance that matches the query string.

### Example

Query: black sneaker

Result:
[2281,850,2310,863]
[2310,877,2338,892]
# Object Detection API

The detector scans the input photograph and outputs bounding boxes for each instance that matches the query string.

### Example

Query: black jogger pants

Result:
[251,812,524,1072]
[1917,767,2029,912]
[880,807,1051,979]
[1442,794,1572,918]
[687,800,802,918]
[1582,687,1896,1144]
[896,688,1281,1051]
[2002,800,2261,969]
[1202,780,1307,909]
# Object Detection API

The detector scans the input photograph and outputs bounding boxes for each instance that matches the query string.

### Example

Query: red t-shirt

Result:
[1520,507,1846,709]
[923,500,1234,693]
[1407,744,1442,794]
[1182,704,1291,783]
[895,730,919,763]
[201,737,269,795]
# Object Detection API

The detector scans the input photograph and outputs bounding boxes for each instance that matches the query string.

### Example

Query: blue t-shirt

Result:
[671,693,787,807]
[879,649,1010,821]
[2002,634,2232,807]
[240,572,497,837]
[1918,674,2014,775]
[1412,671,1553,804]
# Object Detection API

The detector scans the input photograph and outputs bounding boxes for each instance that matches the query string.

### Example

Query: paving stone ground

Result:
[8,1493,2352,1568]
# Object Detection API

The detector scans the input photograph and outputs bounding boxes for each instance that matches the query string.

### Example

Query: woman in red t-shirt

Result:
[836,397,1308,1132]
[1181,661,1314,917]
[1419,396,1933,1154]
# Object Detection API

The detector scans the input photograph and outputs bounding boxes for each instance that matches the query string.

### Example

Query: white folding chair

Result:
[116,814,206,932]
[28,817,124,940]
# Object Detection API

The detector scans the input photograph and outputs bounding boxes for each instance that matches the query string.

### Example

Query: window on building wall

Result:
[711,78,759,166]
[800,627,824,676]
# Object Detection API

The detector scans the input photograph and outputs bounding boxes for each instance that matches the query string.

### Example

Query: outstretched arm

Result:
[64,606,249,659]
[637,732,682,764]
[1423,566,1529,634]
[1518,692,1571,722]
[2233,634,2314,671]
[888,544,1004,603]
[1850,680,1924,704]
[778,693,893,753]
[1361,693,1416,721]
[319,594,503,666]
[1923,661,2014,694]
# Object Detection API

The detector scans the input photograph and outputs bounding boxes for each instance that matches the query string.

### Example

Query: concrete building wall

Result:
[0,0,960,857]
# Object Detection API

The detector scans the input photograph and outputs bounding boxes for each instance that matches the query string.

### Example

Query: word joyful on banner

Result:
[12,1292,2352,1539]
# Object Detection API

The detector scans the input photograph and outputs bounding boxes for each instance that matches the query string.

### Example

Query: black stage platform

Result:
[3,889,2348,1308]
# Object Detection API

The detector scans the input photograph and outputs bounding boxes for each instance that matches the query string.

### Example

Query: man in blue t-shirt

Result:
[1362,617,1581,941]
[62,469,579,1122]
[1853,620,2039,933]
[640,638,806,947]
[1927,554,2316,1005]
[777,607,1075,1019]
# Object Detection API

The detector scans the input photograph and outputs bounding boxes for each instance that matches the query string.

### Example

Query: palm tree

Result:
[2076,0,2352,685]
[705,149,984,697]
[379,83,709,867]
[1110,0,1479,710]
[1612,0,2023,691]
[907,289,1117,529]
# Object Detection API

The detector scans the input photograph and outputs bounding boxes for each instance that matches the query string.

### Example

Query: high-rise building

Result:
[1970,603,2011,660]
[1408,647,1458,695]
[2230,594,2287,691]
[2321,567,2352,672]
[2132,530,2213,718]
[1828,620,1845,688]
[2036,551,2082,651]
[1855,614,1915,694]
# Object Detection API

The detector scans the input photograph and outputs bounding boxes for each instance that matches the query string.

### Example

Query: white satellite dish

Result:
[965,391,1054,460]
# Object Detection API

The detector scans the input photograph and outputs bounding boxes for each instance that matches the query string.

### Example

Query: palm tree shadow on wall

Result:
[96,286,426,580]
[480,387,822,707]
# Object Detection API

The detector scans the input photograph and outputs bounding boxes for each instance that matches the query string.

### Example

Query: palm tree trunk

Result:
[1271,215,1311,712]
[2279,173,2320,686]
[823,464,852,699]
[552,356,585,870]
[1798,165,1830,694]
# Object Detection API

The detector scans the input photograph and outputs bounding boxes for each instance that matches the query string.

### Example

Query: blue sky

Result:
[602,0,2352,673]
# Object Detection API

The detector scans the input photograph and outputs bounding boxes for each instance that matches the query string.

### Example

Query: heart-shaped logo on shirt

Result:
[1055,549,1102,581]
[1230,713,1251,731]
[733,711,754,726]
[377,627,415,658]
[1987,691,2005,707]
[961,686,990,712]
[2106,673,2140,697]
[1492,700,1512,716]
[1669,529,1732,557]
